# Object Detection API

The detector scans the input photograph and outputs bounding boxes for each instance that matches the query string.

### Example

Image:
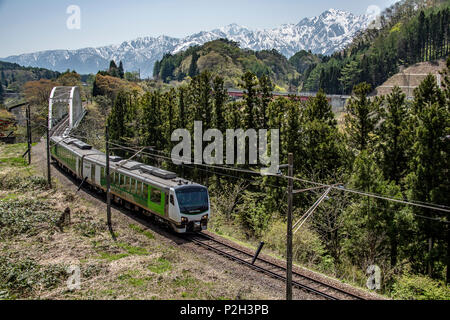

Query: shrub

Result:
[0,199,59,239]
[0,175,47,191]
[390,274,450,300]
[0,256,67,298]
[262,220,334,272]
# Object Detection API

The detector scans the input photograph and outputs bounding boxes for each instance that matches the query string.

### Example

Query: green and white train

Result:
[50,136,210,233]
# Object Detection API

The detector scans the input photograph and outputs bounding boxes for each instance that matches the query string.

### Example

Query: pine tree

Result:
[303,89,336,126]
[300,90,346,180]
[118,61,125,79]
[378,86,410,184]
[109,60,119,78]
[140,91,162,150]
[258,75,273,128]
[212,76,227,133]
[188,52,199,78]
[339,60,362,94]
[343,151,413,269]
[162,89,177,151]
[407,75,449,277]
[107,90,129,146]
[344,82,379,153]
[153,60,161,79]
[0,83,4,105]
[418,11,426,61]
[92,76,101,97]
[413,74,445,114]
[240,71,258,129]
[178,86,187,129]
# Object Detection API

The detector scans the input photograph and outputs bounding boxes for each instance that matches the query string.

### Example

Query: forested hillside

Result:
[0,61,60,93]
[153,39,300,91]
[302,0,450,93]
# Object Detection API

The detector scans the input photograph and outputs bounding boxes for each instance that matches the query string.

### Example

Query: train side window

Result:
[91,165,95,182]
[129,178,134,193]
[143,184,148,200]
[100,167,105,180]
[150,188,161,204]
[170,194,174,205]
[125,176,130,191]
[136,181,142,197]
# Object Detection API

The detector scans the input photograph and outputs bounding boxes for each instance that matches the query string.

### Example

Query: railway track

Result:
[50,116,70,137]
[47,113,367,300]
[187,232,366,300]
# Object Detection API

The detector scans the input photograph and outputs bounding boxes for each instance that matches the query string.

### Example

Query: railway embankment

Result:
[0,141,322,299]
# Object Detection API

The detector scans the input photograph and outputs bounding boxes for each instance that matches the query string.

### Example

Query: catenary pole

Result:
[46,116,51,188]
[26,104,31,165]
[105,125,115,240]
[286,153,293,300]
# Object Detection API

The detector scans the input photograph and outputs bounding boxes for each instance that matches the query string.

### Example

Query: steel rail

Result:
[188,233,365,300]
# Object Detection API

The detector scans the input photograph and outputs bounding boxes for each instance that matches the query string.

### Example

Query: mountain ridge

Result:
[1,9,372,78]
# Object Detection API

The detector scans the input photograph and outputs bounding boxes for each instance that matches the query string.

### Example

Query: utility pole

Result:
[26,104,31,165]
[46,116,52,188]
[105,125,115,240]
[286,153,293,300]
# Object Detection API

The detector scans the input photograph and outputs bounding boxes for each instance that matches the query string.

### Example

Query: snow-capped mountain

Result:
[1,9,372,78]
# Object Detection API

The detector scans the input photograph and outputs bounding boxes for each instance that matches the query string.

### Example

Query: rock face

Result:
[1,9,371,78]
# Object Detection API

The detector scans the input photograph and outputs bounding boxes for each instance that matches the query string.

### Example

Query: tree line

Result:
[303,1,450,94]
[102,56,450,292]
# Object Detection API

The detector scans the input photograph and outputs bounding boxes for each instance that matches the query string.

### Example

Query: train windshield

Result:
[175,187,209,214]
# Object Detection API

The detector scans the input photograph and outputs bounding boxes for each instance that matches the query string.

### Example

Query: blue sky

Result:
[0,0,399,57]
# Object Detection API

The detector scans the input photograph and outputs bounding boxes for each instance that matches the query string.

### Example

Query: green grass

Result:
[0,157,27,167]
[117,270,152,287]
[0,193,19,201]
[173,270,199,287]
[97,252,129,261]
[117,242,149,256]
[129,224,155,240]
[148,257,172,274]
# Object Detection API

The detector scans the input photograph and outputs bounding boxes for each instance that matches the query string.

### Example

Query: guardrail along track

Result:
[187,233,365,300]
[50,115,69,137]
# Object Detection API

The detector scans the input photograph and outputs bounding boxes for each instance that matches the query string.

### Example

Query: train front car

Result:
[170,184,210,233]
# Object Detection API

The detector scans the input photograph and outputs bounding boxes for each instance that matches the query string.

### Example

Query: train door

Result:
[168,189,178,221]
[76,157,80,176]
[95,165,101,185]
[83,161,92,180]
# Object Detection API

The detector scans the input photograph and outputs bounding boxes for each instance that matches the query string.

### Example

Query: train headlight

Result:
[181,217,188,226]
[201,215,208,226]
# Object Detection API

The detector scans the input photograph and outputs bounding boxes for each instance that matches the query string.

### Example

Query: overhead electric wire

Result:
[104,139,285,189]
[66,134,450,217]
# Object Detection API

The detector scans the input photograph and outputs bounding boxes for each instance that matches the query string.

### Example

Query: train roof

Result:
[51,136,203,191]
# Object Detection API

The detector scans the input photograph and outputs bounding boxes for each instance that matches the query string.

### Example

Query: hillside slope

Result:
[0,61,60,92]
[153,39,300,90]
[302,0,450,94]
[374,59,447,96]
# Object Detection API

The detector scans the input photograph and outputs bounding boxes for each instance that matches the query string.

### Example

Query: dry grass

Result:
[0,142,273,300]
